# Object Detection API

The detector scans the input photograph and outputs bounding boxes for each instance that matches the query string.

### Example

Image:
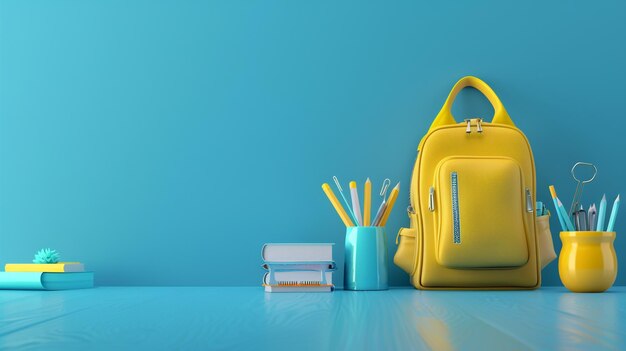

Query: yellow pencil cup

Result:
[559,231,617,293]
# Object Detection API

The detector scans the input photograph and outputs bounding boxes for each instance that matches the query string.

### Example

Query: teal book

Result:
[0,272,94,290]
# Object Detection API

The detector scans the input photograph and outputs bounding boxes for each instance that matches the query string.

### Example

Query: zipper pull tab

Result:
[476,118,483,133]
[428,187,435,212]
[526,188,533,212]
[465,119,471,134]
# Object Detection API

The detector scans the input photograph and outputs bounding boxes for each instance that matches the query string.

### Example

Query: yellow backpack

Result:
[394,76,545,289]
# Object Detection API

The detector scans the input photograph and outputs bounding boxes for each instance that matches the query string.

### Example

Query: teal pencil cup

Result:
[344,226,389,290]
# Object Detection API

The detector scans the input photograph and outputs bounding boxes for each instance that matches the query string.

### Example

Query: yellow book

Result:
[5,262,84,273]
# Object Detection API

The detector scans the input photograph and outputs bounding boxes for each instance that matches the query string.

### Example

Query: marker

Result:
[349,181,362,226]
[597,194,607,231]
[607,195,620,232]
[363,178,372,226]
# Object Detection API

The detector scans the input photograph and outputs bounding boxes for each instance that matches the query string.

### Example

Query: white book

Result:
[261,243,333,262]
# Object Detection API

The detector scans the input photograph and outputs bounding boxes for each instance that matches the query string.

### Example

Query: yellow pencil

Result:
[363,178,371,226]
[379,182,400,226]
[322,183,355,227]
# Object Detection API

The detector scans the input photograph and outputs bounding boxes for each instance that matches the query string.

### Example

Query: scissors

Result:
[569,162,597,219]
[573,205,588,231]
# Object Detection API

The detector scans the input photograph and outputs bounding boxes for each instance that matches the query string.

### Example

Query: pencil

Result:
[549,185,567,231]
[322,183,355,227]
[349,181,362,226]
[380,182,400,226]
[607,194,620,232]
[363,178,372,226]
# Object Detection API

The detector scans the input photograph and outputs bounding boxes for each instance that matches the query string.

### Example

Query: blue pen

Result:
[332,176,359,225]
[607,195,620,232]
[597,194,607,231]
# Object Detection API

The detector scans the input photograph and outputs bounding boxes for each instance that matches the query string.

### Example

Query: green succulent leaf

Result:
[33,248,60,264]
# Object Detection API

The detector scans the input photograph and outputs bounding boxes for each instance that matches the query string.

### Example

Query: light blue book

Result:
[0,272,94,290]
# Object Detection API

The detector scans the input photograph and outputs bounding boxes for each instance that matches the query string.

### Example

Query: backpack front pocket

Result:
[433,156,530,269]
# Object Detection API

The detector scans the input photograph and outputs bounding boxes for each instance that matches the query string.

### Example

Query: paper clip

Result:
[569,162,598,217]
[379,178,391,201]
[371,179,392,226]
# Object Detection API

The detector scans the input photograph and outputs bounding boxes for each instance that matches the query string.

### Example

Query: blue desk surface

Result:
[1,287,624,350]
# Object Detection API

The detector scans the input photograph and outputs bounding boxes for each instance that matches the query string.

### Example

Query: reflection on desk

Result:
[0,287,624,350]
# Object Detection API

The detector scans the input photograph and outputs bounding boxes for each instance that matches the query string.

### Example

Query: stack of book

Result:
[262,243,335,292]
[0,262,94,290]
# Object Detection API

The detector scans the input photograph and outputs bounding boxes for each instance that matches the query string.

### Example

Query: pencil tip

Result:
[548,185,557,199]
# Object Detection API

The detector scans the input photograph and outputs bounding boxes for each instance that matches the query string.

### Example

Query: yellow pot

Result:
[559,231,617,293]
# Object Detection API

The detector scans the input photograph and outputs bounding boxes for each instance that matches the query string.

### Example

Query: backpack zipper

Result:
[451,172,461,244]
[409,151,419,215]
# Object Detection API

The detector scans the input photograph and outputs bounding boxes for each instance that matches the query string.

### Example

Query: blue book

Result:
[0,272,94,290]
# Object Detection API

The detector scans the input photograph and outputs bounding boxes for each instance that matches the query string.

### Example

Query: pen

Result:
[607,194,620,232]
[333,176,358,225]
[372,179,391,226]
[372,202,387,226]
[597,194,607,231]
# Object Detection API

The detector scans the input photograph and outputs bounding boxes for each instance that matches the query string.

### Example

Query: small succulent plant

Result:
[33,248,60,264]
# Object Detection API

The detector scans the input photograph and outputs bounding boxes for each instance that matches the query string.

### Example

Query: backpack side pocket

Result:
[394,227,417,274]
[536,213,556,269]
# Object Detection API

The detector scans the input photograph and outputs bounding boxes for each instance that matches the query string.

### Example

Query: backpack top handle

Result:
[427,76,515,134]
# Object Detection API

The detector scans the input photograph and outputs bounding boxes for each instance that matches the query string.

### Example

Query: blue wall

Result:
[1,1,624,286]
